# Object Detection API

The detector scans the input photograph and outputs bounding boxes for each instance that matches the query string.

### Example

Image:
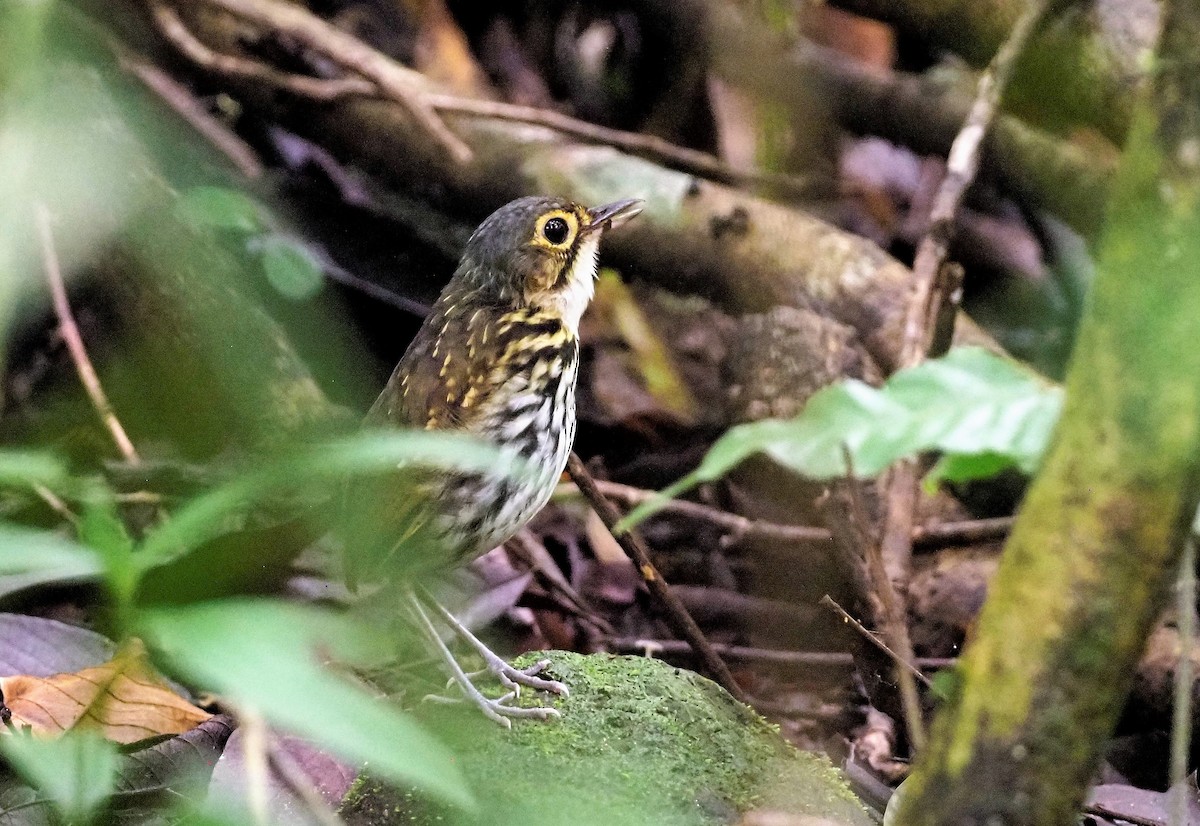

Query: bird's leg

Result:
[404,588,563,727]
[416,584,570,698]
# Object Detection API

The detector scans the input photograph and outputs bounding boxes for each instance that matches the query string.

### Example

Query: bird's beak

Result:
[584,198,644,234]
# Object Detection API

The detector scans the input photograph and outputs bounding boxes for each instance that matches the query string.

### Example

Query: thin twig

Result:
[37,205,141,464]
[820,596,932,689]
[31,483,80,526]
[240,708,271,826]
[505,529,614,635]
[424,94,819,198]
[566,453,747,703]
[607,636,954,670]
[900,0,1058,366]
[119,47,265,179]
[191,0,472,163]
[556,480,1012,549]
[841,447,928,750]
[1169,516,1198,826]
[1082,804,1165,826]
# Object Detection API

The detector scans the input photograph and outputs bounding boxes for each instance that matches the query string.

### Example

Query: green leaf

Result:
[618,348,1062,530]
[139,429,522,566]
[0,732,119,823]
[78,502,134,558]
[0,450,68,490]
[176,186,262,233]
[0,523,103,600]
[925,452,1020,490]
[259,236,324,300]
[78,498,138,625]
[140,599,474,811]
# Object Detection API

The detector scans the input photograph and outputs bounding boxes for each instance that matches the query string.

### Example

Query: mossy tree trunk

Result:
[894,2,1200,824]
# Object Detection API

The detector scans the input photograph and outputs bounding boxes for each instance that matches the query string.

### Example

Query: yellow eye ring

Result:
[535,210,578,249]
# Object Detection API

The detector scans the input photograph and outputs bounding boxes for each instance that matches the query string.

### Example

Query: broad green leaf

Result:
[140,600,473,811]
[176,186,262,233]
[0,732,119,824]
[0,523,103,600]
[259,236,324,300]
[618,348,1062,530]
[138,430,523,565]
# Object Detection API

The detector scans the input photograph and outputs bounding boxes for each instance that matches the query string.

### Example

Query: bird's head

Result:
[455,195,643,330]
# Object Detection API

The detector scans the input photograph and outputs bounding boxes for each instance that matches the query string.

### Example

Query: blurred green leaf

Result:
[618,348,1062,530]
[0,732,119,824]
[140,599,474,811]
[176,186,262,233]
[78,498,137,625]
[0,450,68,490]
[78,502,133,559]
[138,430,522,566]
[0,523,102,600]
[259,236,324,301]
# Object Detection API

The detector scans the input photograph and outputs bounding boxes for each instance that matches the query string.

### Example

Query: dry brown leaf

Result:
[1,638,210,744]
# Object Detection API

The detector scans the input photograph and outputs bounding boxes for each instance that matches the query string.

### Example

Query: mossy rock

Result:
[341,651,875,826]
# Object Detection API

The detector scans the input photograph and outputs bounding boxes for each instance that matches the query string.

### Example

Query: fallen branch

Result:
[147,1,372,102]
[142,0,1001,374]
[424,94,820,200]
[186,0,471,163]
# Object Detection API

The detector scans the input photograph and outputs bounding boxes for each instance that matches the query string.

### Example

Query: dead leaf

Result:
[1,639,210,744]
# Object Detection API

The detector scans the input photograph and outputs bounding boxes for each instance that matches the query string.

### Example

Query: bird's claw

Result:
[491,658,570,698]
[424,686,561,726]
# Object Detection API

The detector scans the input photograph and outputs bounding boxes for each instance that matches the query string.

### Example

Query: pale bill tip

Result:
[585,198,644,232]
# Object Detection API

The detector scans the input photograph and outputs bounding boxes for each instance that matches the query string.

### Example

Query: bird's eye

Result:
[542,216,570,245]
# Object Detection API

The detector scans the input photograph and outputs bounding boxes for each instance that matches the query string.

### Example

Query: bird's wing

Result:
[368,303,498,431]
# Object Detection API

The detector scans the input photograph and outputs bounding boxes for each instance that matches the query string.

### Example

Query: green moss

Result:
[373,651,874,826]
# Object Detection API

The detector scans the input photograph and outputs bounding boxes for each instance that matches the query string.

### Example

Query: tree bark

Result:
[893,1,1200,822]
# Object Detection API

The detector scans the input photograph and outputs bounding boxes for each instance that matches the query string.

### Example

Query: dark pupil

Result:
[542,217,569,245]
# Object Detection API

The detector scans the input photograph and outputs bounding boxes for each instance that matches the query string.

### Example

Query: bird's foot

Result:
[423,684,561,729]
[474,657,570,699]
[407,588,566,728]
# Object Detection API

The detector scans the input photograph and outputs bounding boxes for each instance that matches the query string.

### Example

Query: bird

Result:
[345,194,642,726]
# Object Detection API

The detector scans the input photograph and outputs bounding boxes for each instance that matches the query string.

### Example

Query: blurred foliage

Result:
[0,731,119,824]
[0,7,514,816]
[0,429,510,816]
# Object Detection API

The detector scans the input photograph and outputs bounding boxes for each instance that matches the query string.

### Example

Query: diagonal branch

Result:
[566,453,747,704]
[37,205,141,465]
